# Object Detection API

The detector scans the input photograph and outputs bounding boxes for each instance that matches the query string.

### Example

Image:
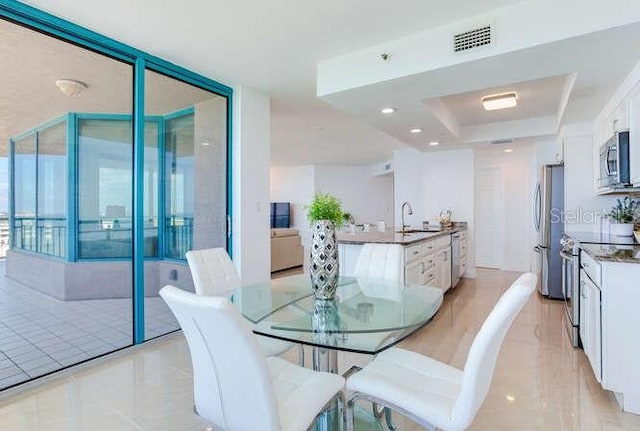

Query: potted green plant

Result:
[306,193,344,300]
[607,196,638,237]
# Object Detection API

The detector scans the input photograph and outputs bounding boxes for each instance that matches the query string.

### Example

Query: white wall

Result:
[270,164,394,270]
[232,87,271,285]
[393,148,476,278]
[270,165,315,260]
[392,148,425,227]
[314,165,393,226]
[475,145,534,272]
[563,135,618,234]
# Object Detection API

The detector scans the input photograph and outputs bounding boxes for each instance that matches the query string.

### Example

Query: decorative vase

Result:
[310,220,339,300]
[312,299,340,333]
[611,222,634,237]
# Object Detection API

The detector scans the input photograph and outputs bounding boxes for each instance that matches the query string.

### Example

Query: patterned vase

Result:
[310,220,339,300]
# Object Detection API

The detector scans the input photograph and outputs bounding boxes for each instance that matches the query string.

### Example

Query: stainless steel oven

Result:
[560,235,580,348]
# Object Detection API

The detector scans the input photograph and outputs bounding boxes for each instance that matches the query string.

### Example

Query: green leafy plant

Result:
[306,193,344,227]
[342,212,354,224]
[607,196,639,223]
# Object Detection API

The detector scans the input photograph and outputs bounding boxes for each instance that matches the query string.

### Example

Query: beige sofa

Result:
[271,228,304,272]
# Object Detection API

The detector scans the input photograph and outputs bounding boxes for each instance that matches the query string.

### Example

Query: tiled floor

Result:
[0,261,179,391]
[1,269,640,430]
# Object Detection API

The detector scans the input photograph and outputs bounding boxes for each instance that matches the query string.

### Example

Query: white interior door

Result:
[475,167,503,268]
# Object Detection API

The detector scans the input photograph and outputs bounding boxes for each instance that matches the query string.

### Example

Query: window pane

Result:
[78,119,133,259]
[144,69,228,340]
[13,134,37,252]
[1,17,134,390]
[37,121,67,257]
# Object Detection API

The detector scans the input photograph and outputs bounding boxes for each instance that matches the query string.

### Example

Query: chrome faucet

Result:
[401,201,414,233]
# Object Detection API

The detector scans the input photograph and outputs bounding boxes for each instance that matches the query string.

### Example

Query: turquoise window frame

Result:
[73,113,164,263]
[1,1,234,344]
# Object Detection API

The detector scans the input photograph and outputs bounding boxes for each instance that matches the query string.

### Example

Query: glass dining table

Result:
[228,274,444,430]
[230,273,443,370]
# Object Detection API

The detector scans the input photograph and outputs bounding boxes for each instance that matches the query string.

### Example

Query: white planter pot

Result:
[610,222,634,237]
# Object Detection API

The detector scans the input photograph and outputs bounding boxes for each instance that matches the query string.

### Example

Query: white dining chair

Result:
[353,243,404,282]
[160,286,345,431]
[186,247,299,360]
[345,272,537,431]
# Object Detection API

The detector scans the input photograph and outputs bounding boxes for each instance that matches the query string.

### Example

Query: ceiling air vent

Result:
[490,138,513,145]
[453,24,492,53]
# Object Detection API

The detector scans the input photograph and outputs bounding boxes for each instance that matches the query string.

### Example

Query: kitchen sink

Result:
[395,229,442,234]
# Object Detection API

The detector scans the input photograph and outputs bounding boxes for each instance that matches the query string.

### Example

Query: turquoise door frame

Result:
[0,1,234,345]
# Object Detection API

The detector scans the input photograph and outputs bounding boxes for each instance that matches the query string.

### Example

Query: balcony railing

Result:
[7,216,193,261]
[0,216,8,260]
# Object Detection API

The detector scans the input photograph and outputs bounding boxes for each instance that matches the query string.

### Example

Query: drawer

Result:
[580,250,601,286]
[421,241,435,254]
[423,253,435,269]
[434,235,451,250]
[405,244,422,263]
[423,267,436,285]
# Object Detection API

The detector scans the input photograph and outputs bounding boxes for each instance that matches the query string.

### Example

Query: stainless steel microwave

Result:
[599,131,630,188]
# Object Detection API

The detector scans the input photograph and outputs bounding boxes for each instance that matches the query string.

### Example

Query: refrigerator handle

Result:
[533,183,541,232]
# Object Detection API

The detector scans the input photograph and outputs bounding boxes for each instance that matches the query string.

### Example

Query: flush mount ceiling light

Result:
[410,128,422,134]
[504,148,514,153]
[429,141,439,146]
[55,79,87,97]
[380,107,396,114]
[481,92,518,111]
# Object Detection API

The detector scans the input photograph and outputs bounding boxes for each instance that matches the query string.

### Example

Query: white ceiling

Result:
[439,75,566,127]
[22,0,525,165]
[0,19,221,154]
[320,21,640,152]
[11,1,640,165]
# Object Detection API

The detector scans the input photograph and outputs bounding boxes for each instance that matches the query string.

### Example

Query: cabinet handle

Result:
[413,250,420,255]
[420,262,425,274]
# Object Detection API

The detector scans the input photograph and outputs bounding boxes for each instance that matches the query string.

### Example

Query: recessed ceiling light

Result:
[481,92,518,111]
[410,128,422,134]
[429,141,439,146]
[381,107,396,114]
[201,142,212,146]
[504,148,513,153]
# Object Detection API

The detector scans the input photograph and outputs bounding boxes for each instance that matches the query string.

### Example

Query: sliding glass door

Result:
[143,70,229,340]
[0,18,134,390]
[0,2,232,391]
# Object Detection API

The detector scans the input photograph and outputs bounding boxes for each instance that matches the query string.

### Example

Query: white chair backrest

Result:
[160,285,281,431]
[186,247,241,296]
[450,272,537,429]
[353,243,404,283]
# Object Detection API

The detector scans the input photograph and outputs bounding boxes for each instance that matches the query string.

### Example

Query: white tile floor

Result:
[1,269,640,430]
[0,261,179,390]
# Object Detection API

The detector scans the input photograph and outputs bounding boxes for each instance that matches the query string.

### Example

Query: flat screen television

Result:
[270,202,290,228]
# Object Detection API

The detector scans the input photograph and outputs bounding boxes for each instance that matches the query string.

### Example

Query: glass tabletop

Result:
[229,274,443,355]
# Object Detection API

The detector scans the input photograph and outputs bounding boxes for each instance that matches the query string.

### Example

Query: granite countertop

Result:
[580,243,640,264]
[337,223,467,246]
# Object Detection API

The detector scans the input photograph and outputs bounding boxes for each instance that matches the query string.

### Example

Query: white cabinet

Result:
[405,260,423,285]
[338,243,363,276]
[580,269,602,383]
[629,84,640,186]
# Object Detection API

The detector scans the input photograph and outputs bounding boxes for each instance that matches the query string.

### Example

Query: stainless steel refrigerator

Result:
[533,164,564,298]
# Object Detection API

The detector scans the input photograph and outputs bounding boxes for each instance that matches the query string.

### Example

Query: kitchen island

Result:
[337,223,468,292]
